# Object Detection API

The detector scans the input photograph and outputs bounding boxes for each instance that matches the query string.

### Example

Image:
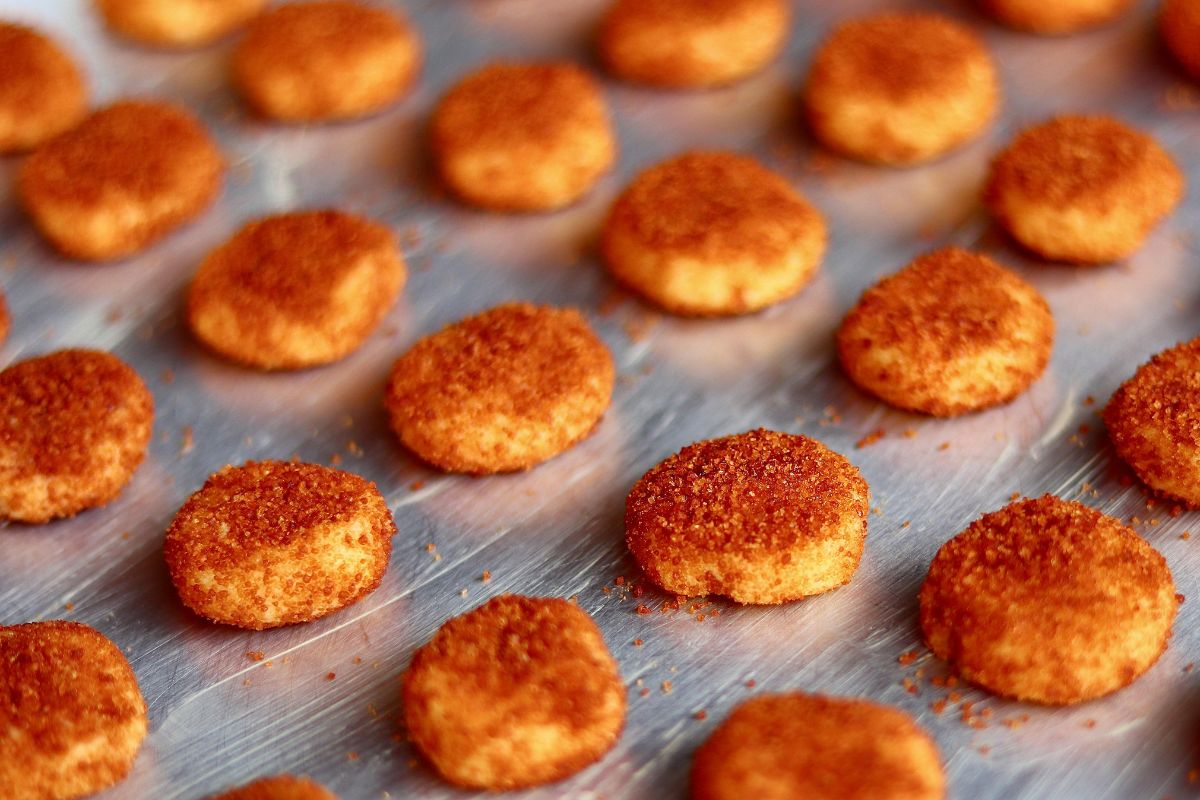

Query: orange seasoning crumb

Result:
[1182,532,1192,541]
[347,752,359,762]
[410,480,426,491]
[938,442,951,452]
[902,428,918,439]
[640,688,650,697]
[63,602,74,611]
[326,672,336,681]
[661,680,673,694]
[898,649,919,666]
[931,699,948,715]
[481,571,491,583]
[693,709,708,720]
[635,604,651,615]
[633,639,643,647]
[855,428,886,449]
[247,651,265,662]
[746,679,757,688]
[1084,719,1097,729]
[902,678,918,695]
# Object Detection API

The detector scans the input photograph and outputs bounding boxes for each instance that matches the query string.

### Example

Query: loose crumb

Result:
[661,680,673,694]
[693,709,708,720]
[326,672,336,681]
[246,651,265,662]
[855,428,886,449]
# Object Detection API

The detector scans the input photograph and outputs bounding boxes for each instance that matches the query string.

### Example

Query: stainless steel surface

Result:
[2,0,1199,797]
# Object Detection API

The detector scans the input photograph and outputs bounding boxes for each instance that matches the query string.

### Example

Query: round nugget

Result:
[979,0,1134,34]
[626,429,869,604]
[602,152,826,316]
[836,247,1054,417]
[164,461,396,630]
[804,13,999,166]
[95,0,267,48]
[0,350,152,524]
[692,693,944,800]
[403,595,626,790]
[0,24,86,154]
[187,210,406,370]
[985,115,1183,264]
[232,1,421,122]
[385,303,614,474]
[1163,0,1200,79]
[209,775,337,800]
[1104,337,1200,507]
[18,100,223,261]
[1,621,148,800]
[432,62,615,211]
[598,0,790,88]
[920,495,1178,705]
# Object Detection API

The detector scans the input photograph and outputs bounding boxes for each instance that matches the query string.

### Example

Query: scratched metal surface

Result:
[1,0,1199,798]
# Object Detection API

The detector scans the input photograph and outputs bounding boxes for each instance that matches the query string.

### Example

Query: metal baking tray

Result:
[2,0,1199,797]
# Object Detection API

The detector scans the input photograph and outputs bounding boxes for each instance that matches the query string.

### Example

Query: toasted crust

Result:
[979,0,1135,34]
[18,100,223,261]
[692,693,945,800]
[402,595,626,790]
[0,621,148,800]
[626,429,869,604]
[0,24,87,154]
[432,62,616,211]
[598,0,790,88]
[1105,337,1200,506]
[165,461,396,630]
[385,303,614,474]
[95,0,267,47]
[208,775,337,800]
[602,151,826,316]
[1163,0,1200,78]
[0,350,153,523]
[804,13,999,165]
[187,210,406,370]
[919,495,1178,705]
[837,247,1054,417]
[232,0,421,122]
[985,115,1183,264]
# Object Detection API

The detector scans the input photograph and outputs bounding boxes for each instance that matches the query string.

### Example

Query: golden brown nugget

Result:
[692,694,945,800]
[1,621,148,800]
[18,100,223,261]
[980,0,1134,34]
[232,0,421,122]
[386,303,614,474]
[920,495,1178,705]
[187,210,406,370]
[985,115,1183,264]
[598,0,790,88]
[602,152,826,316]
[805,13,999,165]
[432,62,615,211]
[0,23,86,154]
[95,0,267,48]
[1105,337,1200,506]
[165,461,395,630]
[626,429,869,604]
[837,247,1054,417]
[403,595,626,790]
[0,349,153,524]
[208,775,337,800]
[1163,0,1200,78]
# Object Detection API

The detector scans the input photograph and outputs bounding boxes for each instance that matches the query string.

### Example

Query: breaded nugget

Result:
[602,152,826,316]
[804,13,999,165]
[920,495,1178,705]
[985,115,1182,264]
[1163,0,1200,78]
[598,0,790,88]
[385,303,614,474]
[402,595,626,790]
[232,1,421,122]
[626,429,869,604]
[164,461,396,630]
[1,621,147,800]
[837,247,1054,417]
[18,100,223,261]
[0,24,86,154]
[0,350,152,524]
[980,0,1134,34]
[692,693,945,800]
[1105,337,1200,506]
[432,62,616,211]
[209,775,337,800]
[187,210,406,370]
[0,288,10,346]
[95,0,267,48]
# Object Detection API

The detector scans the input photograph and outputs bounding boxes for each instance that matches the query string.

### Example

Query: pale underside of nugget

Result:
[979,0,1136,34]
[402,595,626,790]
[626,428,869,604]
[207,774,338,800]
[919,495,1178,705]
[95,0,268,47]
[804,12,999,165]
[0,621,148,800]
[691,693,945,800]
